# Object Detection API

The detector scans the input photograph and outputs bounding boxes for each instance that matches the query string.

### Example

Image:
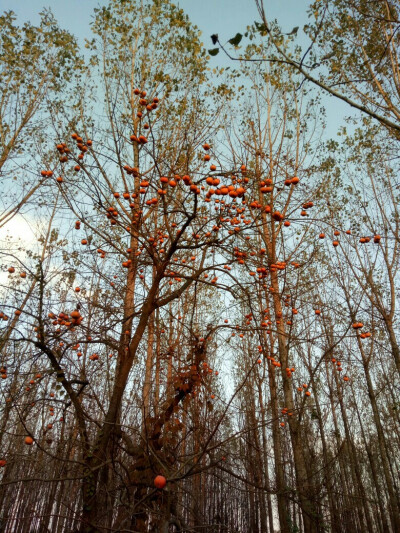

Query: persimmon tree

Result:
[0,10,83,229]
[320,124,400,531]
[219,56,332,532]
[1,0,243,530]
[1,1,400,533]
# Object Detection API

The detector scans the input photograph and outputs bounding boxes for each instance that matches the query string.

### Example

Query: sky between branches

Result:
[2,0,355,139]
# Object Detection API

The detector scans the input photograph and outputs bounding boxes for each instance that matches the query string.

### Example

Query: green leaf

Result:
[255,22,267,32]
[228,33,242,46]
[286,26,299,36]
[208,48,219,56]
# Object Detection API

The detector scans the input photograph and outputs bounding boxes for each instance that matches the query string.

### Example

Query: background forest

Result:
[0,0,400,532]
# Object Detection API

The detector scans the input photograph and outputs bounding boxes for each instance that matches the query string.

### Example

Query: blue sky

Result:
[1,0,353,136]
[1,0,306,38]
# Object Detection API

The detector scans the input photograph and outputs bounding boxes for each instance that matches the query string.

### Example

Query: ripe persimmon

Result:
[154,475,167,489]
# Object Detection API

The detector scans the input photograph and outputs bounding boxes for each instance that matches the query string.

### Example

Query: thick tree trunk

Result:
[258,378,275,533]
[267,351,291,533]
[270,269,320,533]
